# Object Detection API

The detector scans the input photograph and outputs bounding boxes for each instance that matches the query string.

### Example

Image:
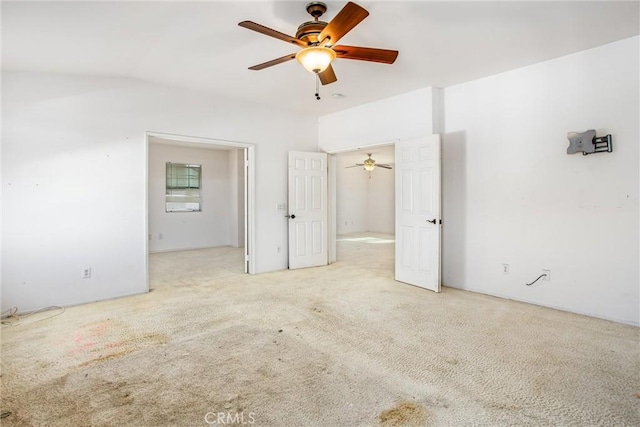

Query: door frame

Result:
[325,140,399,264]
[144,131,256,292]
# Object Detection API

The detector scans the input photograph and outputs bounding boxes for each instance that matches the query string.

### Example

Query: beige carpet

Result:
[1,234,638,426]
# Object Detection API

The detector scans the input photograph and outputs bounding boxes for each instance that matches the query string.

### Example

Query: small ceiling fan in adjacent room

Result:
[346,153,393,172]
[238,1,398,98]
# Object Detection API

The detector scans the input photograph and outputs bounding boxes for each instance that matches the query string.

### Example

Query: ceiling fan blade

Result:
[318,2,369,47]
[239,21,307,48]
[376,164,393,169]
[248,53,297,70]
[318,64,337,85]
[333,45,398,64]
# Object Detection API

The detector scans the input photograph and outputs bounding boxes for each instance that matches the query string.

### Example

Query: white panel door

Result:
[395,135,441,292]
[288,151,328,269]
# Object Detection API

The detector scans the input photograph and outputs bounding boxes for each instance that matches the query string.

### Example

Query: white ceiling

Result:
[2,1,638,117]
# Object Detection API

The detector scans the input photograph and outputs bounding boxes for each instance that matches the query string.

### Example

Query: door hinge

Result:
[439,219,442,225]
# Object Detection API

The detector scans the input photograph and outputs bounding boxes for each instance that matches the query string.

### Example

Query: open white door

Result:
[395,135,442,292]
[288,151,328,269]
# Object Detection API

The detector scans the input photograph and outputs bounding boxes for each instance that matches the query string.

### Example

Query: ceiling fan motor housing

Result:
[296,21,327,44]
[298,2,328,44]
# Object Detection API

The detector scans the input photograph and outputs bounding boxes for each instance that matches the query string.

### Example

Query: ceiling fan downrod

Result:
[315,75,321,100]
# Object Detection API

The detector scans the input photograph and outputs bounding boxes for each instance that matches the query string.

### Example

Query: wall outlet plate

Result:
[542,269,551,281]
[502,264,510,274]
[83,268,91,279]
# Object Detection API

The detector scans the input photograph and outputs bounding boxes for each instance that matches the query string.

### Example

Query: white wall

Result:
[336,156,369,234]
[148,143,233,252]
[442,36,639,325]
[319,87,443,153]
[2,71,317,313]
[367,169,394,234]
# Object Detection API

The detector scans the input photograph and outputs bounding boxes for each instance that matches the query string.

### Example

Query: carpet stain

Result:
[79,349,136,367]
[379,401,430,426]
[78,332,168,366]
[124,332,168,346]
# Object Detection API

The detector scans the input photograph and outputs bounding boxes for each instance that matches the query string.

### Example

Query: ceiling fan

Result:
[346,153,392,171]
[238,1,398,87]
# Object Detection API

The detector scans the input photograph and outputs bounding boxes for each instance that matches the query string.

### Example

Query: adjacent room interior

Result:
[335,146,395,275]
[1,1,638,425]
[147,136,247,290]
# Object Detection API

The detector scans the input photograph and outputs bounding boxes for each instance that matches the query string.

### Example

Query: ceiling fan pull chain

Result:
[315,75,321,100]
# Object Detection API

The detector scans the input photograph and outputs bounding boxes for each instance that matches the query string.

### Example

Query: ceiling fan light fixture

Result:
[295,46,336,74]
[363,158,376,171]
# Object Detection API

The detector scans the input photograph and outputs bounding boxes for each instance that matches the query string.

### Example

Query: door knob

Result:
[427,218,436,224]
[286,214,296,219]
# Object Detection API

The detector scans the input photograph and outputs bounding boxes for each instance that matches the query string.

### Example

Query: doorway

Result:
[327,135,442,291]
[330,145,396,271]
[144,132,256,291]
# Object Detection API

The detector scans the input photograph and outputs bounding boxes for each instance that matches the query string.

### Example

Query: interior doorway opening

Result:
[329,144,396,271]
[144,132,255,291]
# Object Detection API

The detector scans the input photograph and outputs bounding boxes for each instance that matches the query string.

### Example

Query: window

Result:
[165,162,201,212]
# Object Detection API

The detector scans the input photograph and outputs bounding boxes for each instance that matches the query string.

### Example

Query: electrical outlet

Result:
[502,264,510,274]
[276,246,281,253]
[542,269,551,281]
[83,268,91,279]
